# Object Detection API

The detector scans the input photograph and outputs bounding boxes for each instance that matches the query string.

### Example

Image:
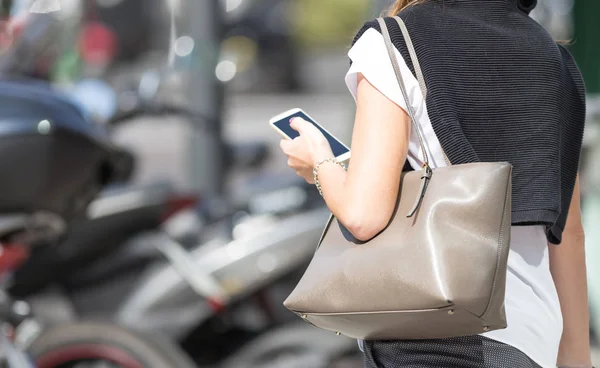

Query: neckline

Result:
[438,0,537,15]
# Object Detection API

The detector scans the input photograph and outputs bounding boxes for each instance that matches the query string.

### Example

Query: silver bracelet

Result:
[313,157,347,196]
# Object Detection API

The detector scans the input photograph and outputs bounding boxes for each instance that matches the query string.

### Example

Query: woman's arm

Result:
[549,174,593,367]
[318,74,411,240]
[281,73,411,241]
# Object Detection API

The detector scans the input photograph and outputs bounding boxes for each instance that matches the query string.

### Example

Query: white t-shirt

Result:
[345,28,563,368]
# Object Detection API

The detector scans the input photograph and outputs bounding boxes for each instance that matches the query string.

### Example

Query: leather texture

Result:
[283,17,513,340]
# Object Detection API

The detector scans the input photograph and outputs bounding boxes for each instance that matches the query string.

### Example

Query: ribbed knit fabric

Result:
[352,0,586,244]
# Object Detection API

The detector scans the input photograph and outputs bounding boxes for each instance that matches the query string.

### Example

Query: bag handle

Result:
[377,16,440,217]
[376,17,430,168]
[392,17,428,100]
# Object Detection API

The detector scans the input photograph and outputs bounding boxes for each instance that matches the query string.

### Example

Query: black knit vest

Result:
[352,0,586,244]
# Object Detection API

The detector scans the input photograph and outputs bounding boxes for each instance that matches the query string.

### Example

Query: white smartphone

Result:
[269,108,351,162]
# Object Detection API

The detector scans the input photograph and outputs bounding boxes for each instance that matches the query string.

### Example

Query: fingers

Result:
[279,135,314,185]
[279,139,292,154]
[282,146,303,170]
[280,140,299,166]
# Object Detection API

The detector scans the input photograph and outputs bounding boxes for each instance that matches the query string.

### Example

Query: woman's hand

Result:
[278,74,409,241]
[279,117,334,184]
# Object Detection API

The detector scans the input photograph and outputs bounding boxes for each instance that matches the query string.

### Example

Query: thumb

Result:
[289,117,308,133]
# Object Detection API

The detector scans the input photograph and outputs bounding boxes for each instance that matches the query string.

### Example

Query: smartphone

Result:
[269,108,351,162]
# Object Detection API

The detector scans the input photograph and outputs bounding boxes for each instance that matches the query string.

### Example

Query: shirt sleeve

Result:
[345,28,424,116]
[345,27,447,171]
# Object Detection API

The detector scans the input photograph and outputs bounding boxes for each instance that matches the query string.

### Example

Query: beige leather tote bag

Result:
[284,17,512,340]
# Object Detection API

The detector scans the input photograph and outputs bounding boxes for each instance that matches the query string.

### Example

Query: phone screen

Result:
[272,111,350,158]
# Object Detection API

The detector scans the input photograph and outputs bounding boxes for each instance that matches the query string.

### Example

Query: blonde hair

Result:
[387,0,424,15]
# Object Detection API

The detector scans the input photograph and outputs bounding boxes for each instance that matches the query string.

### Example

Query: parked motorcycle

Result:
[1,6,357,364]
[0,7,202,364]
[8,89,359,366]
[0,76,199,367]
[9,89,269,300]
[84,173,357,367]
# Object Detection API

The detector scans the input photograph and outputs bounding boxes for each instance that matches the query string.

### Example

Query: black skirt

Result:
[363,335,541,368]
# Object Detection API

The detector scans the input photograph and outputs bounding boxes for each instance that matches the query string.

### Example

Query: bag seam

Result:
[291,304,454,316]
[315,214,335,252]
[479,166,511,319]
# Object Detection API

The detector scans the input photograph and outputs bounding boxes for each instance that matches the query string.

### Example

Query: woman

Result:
[280,0,590,367]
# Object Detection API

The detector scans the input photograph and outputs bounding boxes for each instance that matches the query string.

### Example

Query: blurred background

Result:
[0,0,595,367]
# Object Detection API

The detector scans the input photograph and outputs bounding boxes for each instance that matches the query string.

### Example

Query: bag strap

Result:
[393,16,427,100]
[376,17,430,168]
